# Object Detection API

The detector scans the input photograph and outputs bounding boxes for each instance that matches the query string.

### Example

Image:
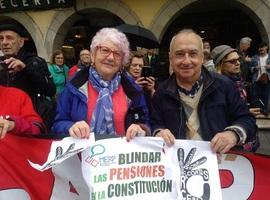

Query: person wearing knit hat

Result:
[212,45,262,121]
[211,45,237,73]
[212,45,248,99]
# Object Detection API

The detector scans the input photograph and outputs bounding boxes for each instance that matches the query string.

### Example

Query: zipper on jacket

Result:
[178,104,183,138]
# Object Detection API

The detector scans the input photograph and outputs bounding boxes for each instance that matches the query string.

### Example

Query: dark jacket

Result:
[250,53,270,82]
[8,49,56,100]
[52,68,150,137]
[151,68,257,143]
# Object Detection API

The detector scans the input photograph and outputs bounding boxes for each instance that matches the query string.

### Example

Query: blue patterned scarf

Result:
[88,67,121,135]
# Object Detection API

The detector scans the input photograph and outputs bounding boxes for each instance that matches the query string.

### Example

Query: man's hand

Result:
[4,57,26,73]
[126,123,146,142]
[69,121,90,139]
[155,129,175,146]
[0,118,15,139]
[211,131,238,153]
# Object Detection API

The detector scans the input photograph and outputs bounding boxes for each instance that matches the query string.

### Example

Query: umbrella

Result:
[115,24,159,49]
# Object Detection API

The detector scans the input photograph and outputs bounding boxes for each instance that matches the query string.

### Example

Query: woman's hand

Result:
[69,120,90,139]
[126,123,146,142]
[145,76,156,96]
[155,129,175,146]
[135,77,148,88]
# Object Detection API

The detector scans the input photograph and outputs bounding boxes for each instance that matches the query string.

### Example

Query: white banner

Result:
[29,134,95,171]
[81,137,222,200]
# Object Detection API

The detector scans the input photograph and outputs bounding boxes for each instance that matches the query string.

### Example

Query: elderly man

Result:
[151,29,257,154]
[250,42,270,114]
[0,24,55,99]
[68,49,91,79]
[237,37,252,82]
[0,24,56,130]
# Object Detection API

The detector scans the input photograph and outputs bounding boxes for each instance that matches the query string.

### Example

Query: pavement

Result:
[255,115,270,155]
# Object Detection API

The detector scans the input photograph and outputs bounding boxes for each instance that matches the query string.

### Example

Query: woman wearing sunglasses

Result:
[52,28,150,140]
[211,45,259,151]
[211,45,248,100]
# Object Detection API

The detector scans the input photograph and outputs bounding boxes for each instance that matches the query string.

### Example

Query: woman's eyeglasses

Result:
[97,46,122,60]
[223,58,240,65]
[55,57,64,60]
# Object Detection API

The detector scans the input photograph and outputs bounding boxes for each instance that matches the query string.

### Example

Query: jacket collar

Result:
[70,67,143,101]
[163,67,217,100]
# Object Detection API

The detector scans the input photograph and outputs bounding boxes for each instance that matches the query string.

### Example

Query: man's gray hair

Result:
[169,29,203,52]
[240,37,252,44]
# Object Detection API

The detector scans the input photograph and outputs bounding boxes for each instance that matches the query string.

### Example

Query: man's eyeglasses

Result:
[223,58,240,65]
[97,46,122,60]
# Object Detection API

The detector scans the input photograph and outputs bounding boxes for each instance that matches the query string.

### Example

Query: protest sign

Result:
[81,137,222,200]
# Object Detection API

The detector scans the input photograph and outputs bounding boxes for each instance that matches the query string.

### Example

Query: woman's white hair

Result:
[90,27,130,66]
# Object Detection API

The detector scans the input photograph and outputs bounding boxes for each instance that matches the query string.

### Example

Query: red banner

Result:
[0,134,269,200]
[0,134,89,200]
[0,134,53,200]
[219,151,270,199]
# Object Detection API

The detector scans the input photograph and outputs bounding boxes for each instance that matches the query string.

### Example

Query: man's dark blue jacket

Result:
[151,68,257,144]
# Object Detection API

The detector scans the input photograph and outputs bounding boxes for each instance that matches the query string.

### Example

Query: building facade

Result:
[0,0,269,65]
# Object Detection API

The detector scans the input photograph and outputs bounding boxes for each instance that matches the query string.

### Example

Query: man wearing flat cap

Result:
[151,29,257,155]
[0,24,56,130]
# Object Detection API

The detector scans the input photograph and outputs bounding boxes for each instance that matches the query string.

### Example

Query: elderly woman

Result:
[211,45,259,151]
[212,45,248,100]
[52,28,150,140]
[48,50,69,96]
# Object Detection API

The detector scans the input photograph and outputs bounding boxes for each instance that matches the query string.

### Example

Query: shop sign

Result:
[0,0,73,13]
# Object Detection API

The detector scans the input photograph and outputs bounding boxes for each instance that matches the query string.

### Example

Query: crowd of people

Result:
[1,22,269,154]
[204,37,270,115]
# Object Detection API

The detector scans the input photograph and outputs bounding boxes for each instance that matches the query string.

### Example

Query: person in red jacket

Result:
[0,84,44,139]
[68,49,91,79]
